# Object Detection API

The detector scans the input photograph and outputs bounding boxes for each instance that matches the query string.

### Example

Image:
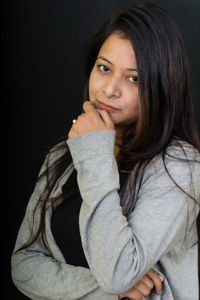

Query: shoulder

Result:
[147,138,200,174]
[39,141,69,175]
[27,141,71,211]
[142,139,200,201]
[165,138,200,161]
[46,140,69,165]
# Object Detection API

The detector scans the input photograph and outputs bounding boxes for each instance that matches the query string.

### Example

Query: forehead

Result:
[98,33,137,67]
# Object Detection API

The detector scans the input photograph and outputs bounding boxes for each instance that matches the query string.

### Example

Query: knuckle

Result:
[154,279,161,288]
[134,290,144,300]
[90,111,96,117]
[148,269,156,277]
[143,288,151,296]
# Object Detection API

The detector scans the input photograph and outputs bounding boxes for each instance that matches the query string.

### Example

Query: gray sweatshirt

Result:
[11,130,200,299]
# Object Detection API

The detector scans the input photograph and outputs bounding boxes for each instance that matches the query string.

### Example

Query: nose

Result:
[102,75,121,99]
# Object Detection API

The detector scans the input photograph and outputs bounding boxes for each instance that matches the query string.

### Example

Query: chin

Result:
[114,119,137,126]
[112,119,128,126]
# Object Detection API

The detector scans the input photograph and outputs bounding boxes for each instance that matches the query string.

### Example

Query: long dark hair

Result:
[18,2,200,263]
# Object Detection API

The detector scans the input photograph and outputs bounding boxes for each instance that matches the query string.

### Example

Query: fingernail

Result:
[159,275,164,281]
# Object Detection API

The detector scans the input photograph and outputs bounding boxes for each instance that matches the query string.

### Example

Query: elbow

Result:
[11,266,24,296]
[11,254,18,283]
[11,256,22,289]
[11,252,29,290]
[11,273,21,292]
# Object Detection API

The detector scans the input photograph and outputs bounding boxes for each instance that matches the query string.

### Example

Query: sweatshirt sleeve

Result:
[67,130,200,295]
[11,147,118,300]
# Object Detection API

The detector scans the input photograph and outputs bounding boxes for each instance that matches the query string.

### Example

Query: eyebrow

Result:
[97,56,138,72]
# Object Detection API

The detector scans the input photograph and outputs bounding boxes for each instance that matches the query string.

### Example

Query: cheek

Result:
[89,74,104,101]
[88,76,93,98]
[124,93,140,120]
[89,71,98,99]
[125,90,139,111]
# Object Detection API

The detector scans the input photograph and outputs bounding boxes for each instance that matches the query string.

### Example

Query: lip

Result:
[96,100,120,112]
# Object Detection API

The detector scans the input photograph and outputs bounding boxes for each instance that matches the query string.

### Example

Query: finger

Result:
[134,280,151,297]
[83,101,96,113]
[97,109,115,129]
[122,287,146,300]
[140,275,154,290]
[68,113,84,138]
[146,269,164,294]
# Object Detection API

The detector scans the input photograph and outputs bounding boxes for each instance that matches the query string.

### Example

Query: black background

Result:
[3,0,200,299]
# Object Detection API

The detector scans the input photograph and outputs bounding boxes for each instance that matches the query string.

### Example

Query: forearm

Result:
[67,130,189,295]
[11,249,118,300]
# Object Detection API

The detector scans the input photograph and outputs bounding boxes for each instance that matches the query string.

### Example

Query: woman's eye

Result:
[98,65,110,72]
[129,76,138,83]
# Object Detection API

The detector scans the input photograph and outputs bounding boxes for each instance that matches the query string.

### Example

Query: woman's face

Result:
[89,32,140,126]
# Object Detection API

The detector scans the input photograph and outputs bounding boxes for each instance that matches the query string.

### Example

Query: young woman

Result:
[11,3,200,300]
